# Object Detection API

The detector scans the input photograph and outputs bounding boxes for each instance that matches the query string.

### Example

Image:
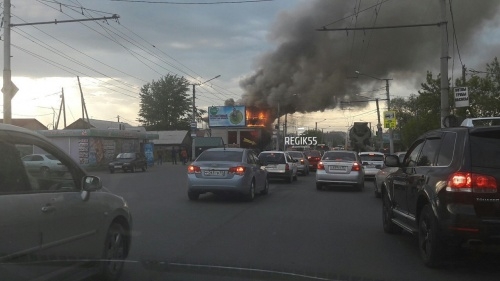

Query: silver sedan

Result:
[315,150,365,191]
[187,148,269,201]
[374,152,406,198]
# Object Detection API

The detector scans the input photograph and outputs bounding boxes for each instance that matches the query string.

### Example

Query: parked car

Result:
[286,150,310,175]
[21,153,68,177]
[381,125,500,267]
[358,151,385,180]
[258,151,298,183]
[0,123,132,281]
[187,148,268,201]
[373,152,406,198]
[315,150,364,191]
[108,152,147,173]
[303,150,322,171]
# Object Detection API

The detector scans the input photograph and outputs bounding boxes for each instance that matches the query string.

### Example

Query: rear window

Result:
[258,153,286,164]
[304,151,321,157]
[196,151,243,162]
[360,154,384,162]
[287,152,304,158]
[470,132,500,169]
[322,152,356,161]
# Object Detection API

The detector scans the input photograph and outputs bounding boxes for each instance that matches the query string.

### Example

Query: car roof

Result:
[359,151,384,155]
[460,117,500,127]
[206,147,247,152]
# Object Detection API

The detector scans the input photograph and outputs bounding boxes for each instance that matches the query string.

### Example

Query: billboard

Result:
[208,106,246,127]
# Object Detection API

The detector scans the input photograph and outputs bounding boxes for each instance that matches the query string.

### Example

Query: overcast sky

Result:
[2,0,500,131]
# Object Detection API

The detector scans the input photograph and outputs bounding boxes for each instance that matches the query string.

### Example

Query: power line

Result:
[320,0,391,28]
[109,0,274,4]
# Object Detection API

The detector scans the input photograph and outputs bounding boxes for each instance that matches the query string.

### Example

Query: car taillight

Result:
[285,164,289,171]
[352,162,361,171]
[317,162,324,170]
[187,165,201,174]
[446,172,497,193]
[229,166,246,175]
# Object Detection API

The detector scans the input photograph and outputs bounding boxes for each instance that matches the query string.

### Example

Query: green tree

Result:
[138,74,205,130]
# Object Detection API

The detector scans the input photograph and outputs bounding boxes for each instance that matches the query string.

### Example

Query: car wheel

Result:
[382,191,402,234]
[293,172,298,181]
[244,180,255,201]
[99,222,128,281]
[40,166,50,178]
[110,169,115,174]
[260,178,269,195]
[142,164,147,172]
[188,191,199,201]
[419,204,444,267]
[286,173,293,183]
[316,182,323,190]
[130,166,135,173]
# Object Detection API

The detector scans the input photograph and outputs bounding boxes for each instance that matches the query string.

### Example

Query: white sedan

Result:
[22,154,68,178]
[374,152,406,198]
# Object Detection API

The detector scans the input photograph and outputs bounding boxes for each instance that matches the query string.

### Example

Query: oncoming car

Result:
[108,152,147,173]
[186,148,268,201]
[0,124,132,281]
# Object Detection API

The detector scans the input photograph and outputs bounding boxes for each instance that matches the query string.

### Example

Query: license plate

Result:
[204,170,225,176]
[114,165,121,168]
[329,165,345,171]
[367,165,376,168]
[266,165,277,169]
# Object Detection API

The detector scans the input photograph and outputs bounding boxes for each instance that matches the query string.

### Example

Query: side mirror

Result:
[82,175,103,192]
[293,159,298,163]
[384,155,399,167]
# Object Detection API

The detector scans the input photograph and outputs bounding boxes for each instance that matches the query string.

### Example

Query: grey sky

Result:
[2,0,500,129]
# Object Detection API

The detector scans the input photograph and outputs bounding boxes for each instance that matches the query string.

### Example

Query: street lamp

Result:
[315,119,326,131]
[355,71,394,154]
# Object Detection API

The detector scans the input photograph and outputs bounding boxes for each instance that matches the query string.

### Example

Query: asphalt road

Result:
[92,163,500,281]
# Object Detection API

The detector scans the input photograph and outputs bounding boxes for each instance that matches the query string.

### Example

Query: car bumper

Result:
[438,204,500,244]
[315,169,363,186]
[267,170,293,180]
[363,168,381,179]
[187,174,251,194]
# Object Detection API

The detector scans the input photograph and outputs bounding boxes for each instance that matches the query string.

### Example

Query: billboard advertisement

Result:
[208,106,246,127]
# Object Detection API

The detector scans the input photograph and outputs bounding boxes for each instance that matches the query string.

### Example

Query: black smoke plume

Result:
[239,0,500,117]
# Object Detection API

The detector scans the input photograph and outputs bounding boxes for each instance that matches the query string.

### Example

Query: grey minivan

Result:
[0,124,132,281]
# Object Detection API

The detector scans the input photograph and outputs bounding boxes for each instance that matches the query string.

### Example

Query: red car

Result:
[304,150,322,171]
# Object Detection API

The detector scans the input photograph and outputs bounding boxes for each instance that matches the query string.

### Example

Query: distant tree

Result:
[137,74,205,130]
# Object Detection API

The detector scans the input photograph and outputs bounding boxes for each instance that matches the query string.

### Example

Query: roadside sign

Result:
[190,122,197,128]
[383,111,397,129]
[454,87,469,107]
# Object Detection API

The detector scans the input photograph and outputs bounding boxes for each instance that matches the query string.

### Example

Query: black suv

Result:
[381,125,500,267]
[108,152,148,173]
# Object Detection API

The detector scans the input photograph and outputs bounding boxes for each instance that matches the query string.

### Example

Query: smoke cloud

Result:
[239,0,500,117]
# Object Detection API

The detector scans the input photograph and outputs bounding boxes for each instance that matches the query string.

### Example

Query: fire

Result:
[246,107,271,127]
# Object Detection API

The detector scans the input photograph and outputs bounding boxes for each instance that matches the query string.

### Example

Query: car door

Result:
[391,140,424,217]
[286,153,297,176]
[0,142,41,263]
[19,139,107,260]
[406,136,442,222]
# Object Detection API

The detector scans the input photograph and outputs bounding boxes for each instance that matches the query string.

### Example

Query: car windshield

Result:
[360,154,384,162]
[45,154,57,160]
[116,153,134,159]
[323,152,356,161]
[4,1,500,281]
[196,151,243,162]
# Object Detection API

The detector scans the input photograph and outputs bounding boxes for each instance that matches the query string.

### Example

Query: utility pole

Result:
[440,0,449,128]
[77,76,90,127]
[385,79,394,154]
[1,3,119,124]
[375,98,382,150]
[2,0,18,124]
[55,88,67,129]
[191,75,220,159]
[276,102,280,150]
